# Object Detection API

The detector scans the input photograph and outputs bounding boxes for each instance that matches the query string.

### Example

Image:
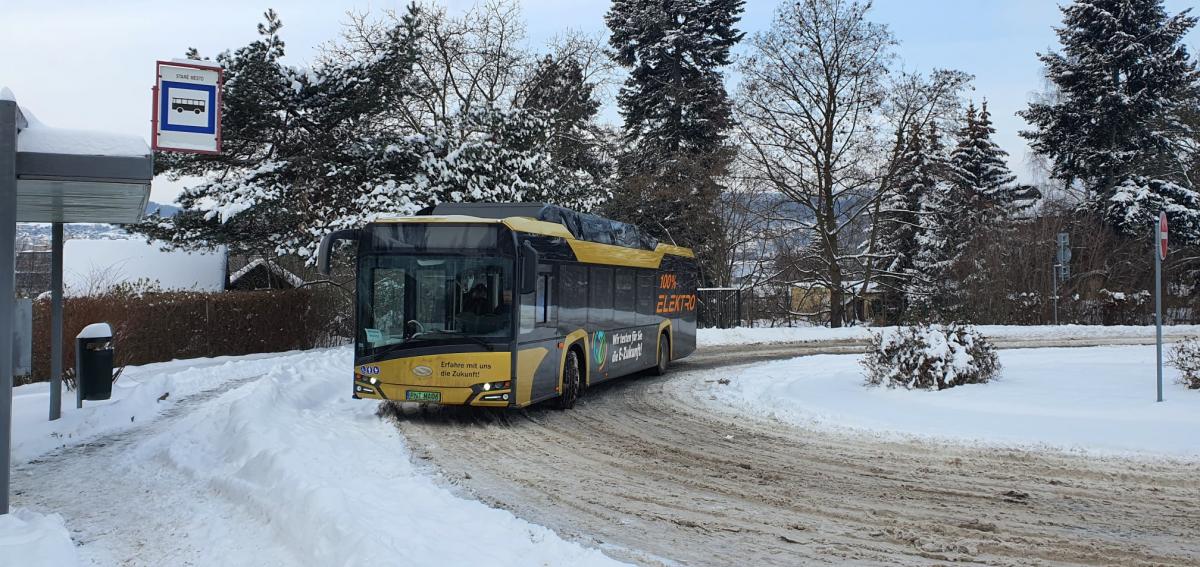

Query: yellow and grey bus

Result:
[318,203,698,409]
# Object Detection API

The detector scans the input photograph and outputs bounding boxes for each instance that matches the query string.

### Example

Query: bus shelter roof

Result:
[13,104,152,224]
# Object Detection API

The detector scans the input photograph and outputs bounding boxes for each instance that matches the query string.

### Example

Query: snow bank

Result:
[10,348,623,565]
[704,344,1200,459]
[0,509,78,567]
[10,351,304,463]
[697,324,1200,347]
[64,238,226,295]
[127,348,622,566]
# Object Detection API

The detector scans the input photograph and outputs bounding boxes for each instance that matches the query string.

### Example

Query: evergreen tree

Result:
[1019,0,1198,194]
[605,0,745,279]
[1105,177,1200,245]
[136,7,617,261]
[951,101,1020,223]
[907,126,967,320]
[876,126,928,321]
[136,8,422,258]
[517,54,614,211]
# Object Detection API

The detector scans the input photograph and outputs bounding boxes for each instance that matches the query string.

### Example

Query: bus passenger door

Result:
[516,264,561,406]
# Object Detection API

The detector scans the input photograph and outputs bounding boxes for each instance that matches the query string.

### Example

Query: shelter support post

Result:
[1,99,19,515]
[49,222,63,420]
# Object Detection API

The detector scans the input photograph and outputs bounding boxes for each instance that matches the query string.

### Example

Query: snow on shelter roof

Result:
[18,126,149,157]
[16,102,149,157]
[7,90,153,224]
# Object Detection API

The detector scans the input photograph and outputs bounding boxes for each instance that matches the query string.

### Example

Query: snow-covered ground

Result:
[703,344,1200,459]
[697,324,1200,347]
[8,348,624,566]
[0,509,78,567]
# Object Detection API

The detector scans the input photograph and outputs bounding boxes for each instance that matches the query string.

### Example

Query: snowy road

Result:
[393,338,1200,566]
[8,333,1200,565]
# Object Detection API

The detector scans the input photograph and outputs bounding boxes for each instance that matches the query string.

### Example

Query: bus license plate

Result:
[406,390,440,403]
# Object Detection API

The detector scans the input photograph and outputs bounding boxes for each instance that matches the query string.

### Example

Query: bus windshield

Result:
[358,254,513,355]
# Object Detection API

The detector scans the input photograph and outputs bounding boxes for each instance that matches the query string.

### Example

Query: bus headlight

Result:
[477,381,511,392]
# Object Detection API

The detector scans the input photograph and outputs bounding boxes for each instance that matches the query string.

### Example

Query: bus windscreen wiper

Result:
[408,331,496,351]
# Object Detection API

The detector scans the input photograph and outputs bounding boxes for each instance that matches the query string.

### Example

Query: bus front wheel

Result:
[652,334,670,376]
[553,349,582,410]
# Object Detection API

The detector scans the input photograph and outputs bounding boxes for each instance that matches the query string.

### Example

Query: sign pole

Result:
[1052,263,1059,326]
[1155,211,1167,403]
[1155,236,1163,402]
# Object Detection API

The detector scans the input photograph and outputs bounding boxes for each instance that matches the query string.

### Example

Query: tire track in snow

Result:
[391,339,1200,566]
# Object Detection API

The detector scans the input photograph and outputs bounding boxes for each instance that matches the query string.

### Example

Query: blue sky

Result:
[2,0,1197,200]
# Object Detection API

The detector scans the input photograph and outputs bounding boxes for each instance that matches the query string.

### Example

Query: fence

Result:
[697,288,744,329]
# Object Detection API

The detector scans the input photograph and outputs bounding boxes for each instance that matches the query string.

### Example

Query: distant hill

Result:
[145,202,181,218]
[15,201,179,247]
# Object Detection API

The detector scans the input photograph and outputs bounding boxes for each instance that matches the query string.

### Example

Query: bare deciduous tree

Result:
[736,0,893,327]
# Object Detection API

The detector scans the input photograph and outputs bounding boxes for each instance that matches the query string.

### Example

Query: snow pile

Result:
[697,324,1200,347]
[10,351,303,463]
[10,348,623,565]
[0,509,78,567]
[704,344,1200,458]
[125,348,622,566]
[862,324,999,390]
[64,238,226,295]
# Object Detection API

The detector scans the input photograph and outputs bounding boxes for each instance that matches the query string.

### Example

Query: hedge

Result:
[30,288,348,381]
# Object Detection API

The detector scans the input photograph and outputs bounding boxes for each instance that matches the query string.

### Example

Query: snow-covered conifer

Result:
[605,0,745,270]
[951,101,1020,223]
[1019,0,1198,194]
[907,126,967,319]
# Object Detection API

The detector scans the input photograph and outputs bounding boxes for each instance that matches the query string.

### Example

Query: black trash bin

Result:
[76,323,114,402]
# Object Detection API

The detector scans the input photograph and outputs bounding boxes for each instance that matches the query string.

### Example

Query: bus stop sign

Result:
[153,60,222,154]
[1159,212,1169,260]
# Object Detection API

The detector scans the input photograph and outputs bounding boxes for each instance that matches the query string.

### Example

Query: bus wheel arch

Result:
[554,343,585,410]
[653,331,671,376]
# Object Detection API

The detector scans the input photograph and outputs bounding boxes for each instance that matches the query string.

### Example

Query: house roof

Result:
[228,259,306,289]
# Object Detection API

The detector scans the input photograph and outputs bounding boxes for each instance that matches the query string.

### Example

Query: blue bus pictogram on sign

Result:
[159,80,217,135]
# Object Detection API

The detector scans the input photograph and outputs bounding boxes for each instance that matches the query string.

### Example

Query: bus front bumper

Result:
[353,379,512,407]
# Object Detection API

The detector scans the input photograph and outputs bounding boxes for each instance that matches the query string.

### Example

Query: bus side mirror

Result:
[318,228,359,276]
[520,241,538,295]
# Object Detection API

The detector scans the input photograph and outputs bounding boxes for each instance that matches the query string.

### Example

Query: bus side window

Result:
[559,265,588,328]
[535,270,555,326]
[614,269,635,327]
[636,271,655,325]
[589,267,613,326]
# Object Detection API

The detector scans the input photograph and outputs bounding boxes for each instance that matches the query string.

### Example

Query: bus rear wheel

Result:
[652,335,670,376]
[553,349,582,410]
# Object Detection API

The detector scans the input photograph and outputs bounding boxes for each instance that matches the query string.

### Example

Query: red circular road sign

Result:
[1159,211,1169,260]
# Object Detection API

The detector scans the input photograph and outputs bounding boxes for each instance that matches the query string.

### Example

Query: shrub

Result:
[1168,337,1200,389]
[863,323,1000,390]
